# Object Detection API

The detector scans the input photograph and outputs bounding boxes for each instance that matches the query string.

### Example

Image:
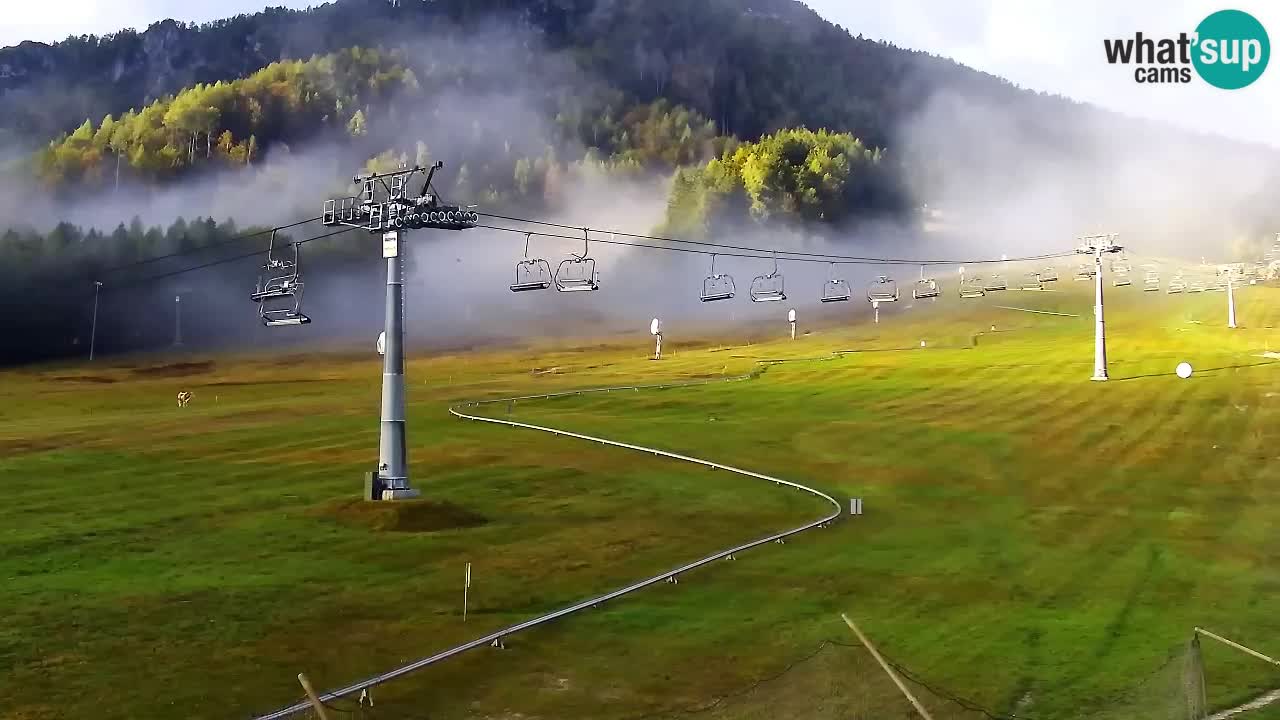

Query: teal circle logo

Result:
[1193,9,1270,89]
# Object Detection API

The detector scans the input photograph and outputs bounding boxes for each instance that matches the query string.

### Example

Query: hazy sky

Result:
[804,0,1279,148]
[0,0,314,48]
[4,0,1276,148]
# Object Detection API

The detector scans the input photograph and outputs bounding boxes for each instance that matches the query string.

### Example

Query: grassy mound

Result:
[312,497,488,533]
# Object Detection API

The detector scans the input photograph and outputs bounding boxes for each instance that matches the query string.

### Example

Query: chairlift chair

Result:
[1112,271,1132,287]
[510,233,553,292]
[701,254,736,302]
[1143,270,1160,292]
[1188,278,1206,293]
[251,231,302,302]
[959,275,986,298]
[821,263,852,303]
[912,266,940,299]
[983,274,1007,292]
[1020,272,1044,291]
[251,234,312,327]
[1037,267,1059,283]
[260,294,311,327]
[867,275,900,303]
[749,252,786,302]
[555,229,600,292]
[1074,264,1095,281]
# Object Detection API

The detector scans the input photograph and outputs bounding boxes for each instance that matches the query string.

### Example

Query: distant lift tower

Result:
[1076,233,1122,381]
[323,161,478,500]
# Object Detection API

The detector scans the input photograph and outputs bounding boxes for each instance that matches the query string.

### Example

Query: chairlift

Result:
[251,233,311,327]
[867,274,900,303]
[1143,270,1160,292]
[749,251,786,302]
[555,228,599,292]
[1112,271,1132,287]
[251,230,301,302]
[510,233,553,292]
[1020,272,1044,291]
[1074,264,1094,281]
[983,274,1007,292]
[1111,252,1132,274]
[701,254,736,302]
[959,275,986,298]
[1188,278,1206,293]
[1037,267,1059,283]
[912,266,939,299]
[821,263,852,303]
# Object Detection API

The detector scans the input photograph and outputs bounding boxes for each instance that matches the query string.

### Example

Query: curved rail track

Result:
[251,363,844,720]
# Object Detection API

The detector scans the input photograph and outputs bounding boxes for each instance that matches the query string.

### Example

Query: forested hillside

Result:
[0,0,1031,148]
[34,45,734,212]
[10,0,1271,233]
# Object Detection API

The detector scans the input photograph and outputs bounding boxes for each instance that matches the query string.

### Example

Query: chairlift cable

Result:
[101,226,358,294]
[478,212,1072,265]
[475,222,1075,267]
[97,215,322,275]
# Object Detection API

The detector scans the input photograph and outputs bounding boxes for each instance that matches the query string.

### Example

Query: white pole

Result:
[463,562,470,622]
[298,674,333,720]
[790,321,796,340]
[1227,272,1238,329]
[89,281,102,361]
[1091,243,1109,381]
[654,333,662,360]
[841,614,936,720]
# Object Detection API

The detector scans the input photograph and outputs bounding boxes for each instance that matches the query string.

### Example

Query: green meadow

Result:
[3,281,1279,719]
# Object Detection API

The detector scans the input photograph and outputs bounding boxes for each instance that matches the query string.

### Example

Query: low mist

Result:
[5,15,1279,363]
[896,89,1280,261]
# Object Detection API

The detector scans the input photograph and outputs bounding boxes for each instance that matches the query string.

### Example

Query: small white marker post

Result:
[651,318,662,359]
[1227,272,1238,329]
[463,562,471,622]
[873,300,880,325]
[788,308,797,340]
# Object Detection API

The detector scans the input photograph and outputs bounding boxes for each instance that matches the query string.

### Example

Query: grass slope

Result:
[3,282,1280,719]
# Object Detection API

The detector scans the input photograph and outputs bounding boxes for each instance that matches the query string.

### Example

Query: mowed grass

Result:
[3,282,1280,719]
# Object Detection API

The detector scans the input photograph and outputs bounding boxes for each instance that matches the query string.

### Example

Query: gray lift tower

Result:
[322,162,478,500]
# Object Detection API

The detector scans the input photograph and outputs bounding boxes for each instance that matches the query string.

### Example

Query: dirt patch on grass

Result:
[0,433,83,455]
[201,377,334,387]
[130,361,215,378]
[48,374,118,384]
[311,498,488,533]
